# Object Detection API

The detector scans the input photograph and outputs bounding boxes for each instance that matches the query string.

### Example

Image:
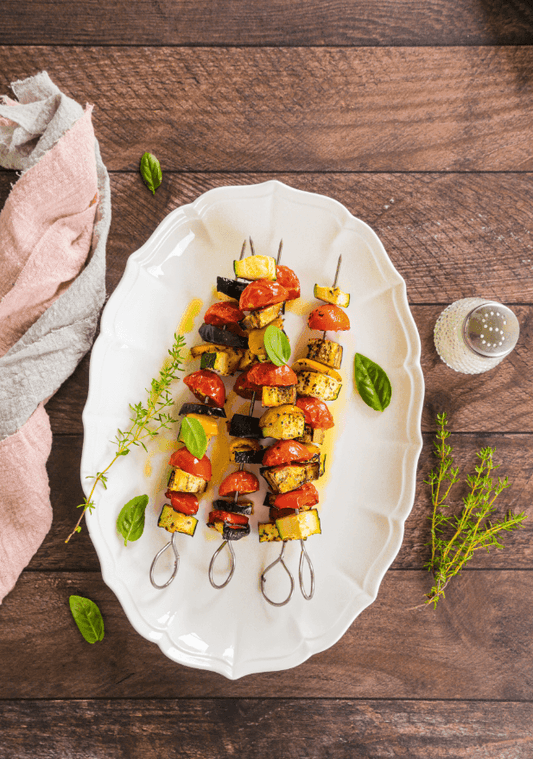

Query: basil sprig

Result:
[353,353,392,412]
[69,595,105,644]
[116,494,149,545]
[264,324,291,366]
[180,416,208,459]
[140,151,162,195]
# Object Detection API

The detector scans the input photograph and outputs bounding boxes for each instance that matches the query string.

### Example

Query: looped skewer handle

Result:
[260,542,295,607]
[150,532,180,589]
[298,539,315,600]
[209,540,236,589]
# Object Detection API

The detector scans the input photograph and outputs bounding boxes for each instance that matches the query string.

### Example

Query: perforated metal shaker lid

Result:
[463,301,520,358]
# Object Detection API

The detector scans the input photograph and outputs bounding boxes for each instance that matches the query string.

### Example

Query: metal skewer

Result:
[323,254,342,340]
[150,532,180,589]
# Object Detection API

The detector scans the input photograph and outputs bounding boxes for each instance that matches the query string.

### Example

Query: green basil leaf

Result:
[140,151,162,195]
[116,494,149,546]
[179,416,208,459]
[264,324,291,366]
[69,595,105,644]
[353,353,392,412]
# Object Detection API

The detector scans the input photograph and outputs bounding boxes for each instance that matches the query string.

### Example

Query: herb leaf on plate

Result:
[140,151,162,195]
[179,415,208,459]
[264,324,291,366]
[69,595,105,644]
[353,353,392,411]
[116,494,149,546]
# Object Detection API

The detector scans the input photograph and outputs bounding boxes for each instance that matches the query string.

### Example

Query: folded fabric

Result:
[0,71,110,602]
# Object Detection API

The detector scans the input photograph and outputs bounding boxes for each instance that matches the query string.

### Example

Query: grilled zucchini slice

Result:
[158,505,198,536]
[167,468,207,494]
[297,425,326,445]
[259,404,305,440]
[306,338,343,369]
[261,385,297,408]
[276,509,321,540]
[241,302,284,330]
[296,371,342,401]
[313,284,350,307]
[234,255,277,281]
[292,357,342,382]
[200,348,243,375]
[260,459,321,494]
[258,521,282,542]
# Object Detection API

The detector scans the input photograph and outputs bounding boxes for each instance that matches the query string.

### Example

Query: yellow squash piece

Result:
[234,255,277,281]
[296,371,342,402]
[313,284,350,307]
[258,522,282,542]
[275,509,322,540]
[291,357,342,382]
[259,404,305,440]
[306,338,343,369]
[167,468,207,495]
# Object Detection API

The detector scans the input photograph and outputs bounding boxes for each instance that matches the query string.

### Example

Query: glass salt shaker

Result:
[434,297,520,374]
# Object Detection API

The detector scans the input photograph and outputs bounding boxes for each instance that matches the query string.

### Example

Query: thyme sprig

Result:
[422,412,526,608]
[66,333,186,543]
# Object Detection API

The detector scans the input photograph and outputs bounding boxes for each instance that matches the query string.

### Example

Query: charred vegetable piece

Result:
[241,302,284,330]
[179,402,226,418]
[237,349,257,371]
[297,425,326,445]
[234,255,277,281]
[292,358,342,382]
[158,505,198,536]
[208,520,251,541]
[228,414,263,438]
[167,468,208,495]
[259,404,305,440]
[313,284,350,308]
[216,276,248,300]
[260,459,321,494]
[200,349,244,375]
[306,338,343,369]
[276,509,321,540]
[199,323,249,349]
[229,437,264,464]
[212,498,254,516]
[258,521,281,542]
[296,371,342,401]
[261,385,297,407]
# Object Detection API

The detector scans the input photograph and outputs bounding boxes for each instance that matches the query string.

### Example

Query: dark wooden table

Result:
[2,2,533,756]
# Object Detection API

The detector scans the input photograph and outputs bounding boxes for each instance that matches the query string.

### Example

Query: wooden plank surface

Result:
[2,569,533,699]
[1,0,533,47]
[1,47,532,172]
[1,698,532,759]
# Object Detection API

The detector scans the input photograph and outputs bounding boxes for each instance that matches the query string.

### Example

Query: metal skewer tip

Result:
[249,237,255,256]
[323,254,343,340]
[277,239,283,265]
[239,239,247,260]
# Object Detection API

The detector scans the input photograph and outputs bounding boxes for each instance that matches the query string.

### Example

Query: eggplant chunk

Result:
[261,385,297,408]
[297,425,326,445]
[260,459,321,494]
[241,302,284,330]
[306,338,343,369]
[259,404,305,440]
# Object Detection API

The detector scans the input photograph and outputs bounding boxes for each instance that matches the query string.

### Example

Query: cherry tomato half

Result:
[262,439,313,468]
[204,301,245,327]
[183,369,226,408]
[308,304,350,332]
[208,509,250,527]
[271,482,319,511]
[296,396,335,430]
[275,265,300,300]
[169,447,212,480]
[234,367,263,399]
[165,491,199,515]
[247,362,298,387]
[239,279,289,311]
[219,470,260,496]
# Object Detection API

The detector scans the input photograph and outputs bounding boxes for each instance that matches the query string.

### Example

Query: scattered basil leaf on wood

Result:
[180,416,208,459]
[140,151,162,195]
[264,324,291,366]
[353,353,392,411]
[116,494,149,546]
[69,595,105,644]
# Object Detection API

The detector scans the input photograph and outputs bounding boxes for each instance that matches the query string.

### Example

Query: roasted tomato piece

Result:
[208,509,250,527]
[183,369,226,408]
[239,279,289,311]
[262,439,313,468]
[296,396,335,430]
[275,265,300,300]
[204,301,245,327]
[165,491,199,515]
[272,482,319,511]
[219,470,260,496]
[234,367,263,399]
[247,362,298,387]
[308,304,350,332]
[169,447,212,480]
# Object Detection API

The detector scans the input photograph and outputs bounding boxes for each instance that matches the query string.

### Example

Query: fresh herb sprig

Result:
[66,333,186,542]
[423,412,526,608]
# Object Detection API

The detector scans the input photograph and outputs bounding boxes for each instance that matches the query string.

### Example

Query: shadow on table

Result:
[478,0,533,89]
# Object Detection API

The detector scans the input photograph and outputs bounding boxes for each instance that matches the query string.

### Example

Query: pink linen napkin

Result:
[0,73,110,603]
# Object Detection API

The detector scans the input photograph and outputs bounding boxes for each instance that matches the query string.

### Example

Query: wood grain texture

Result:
[1,47,532,171]
[1,0,533,47]
[1,569,533,699]
[38,431,533,573]
[1,698,532,759]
